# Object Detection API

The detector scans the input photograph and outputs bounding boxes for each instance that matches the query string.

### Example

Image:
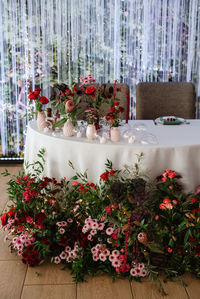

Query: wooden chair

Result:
[136,82,196,119]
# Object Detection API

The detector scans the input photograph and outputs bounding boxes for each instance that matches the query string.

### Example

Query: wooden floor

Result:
[0,165,199,299]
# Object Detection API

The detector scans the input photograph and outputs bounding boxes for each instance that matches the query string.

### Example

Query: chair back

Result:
[136,82,196,119]
[101,83,130,122]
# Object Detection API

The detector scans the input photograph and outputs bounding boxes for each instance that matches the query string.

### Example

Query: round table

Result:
[24,120,200,192]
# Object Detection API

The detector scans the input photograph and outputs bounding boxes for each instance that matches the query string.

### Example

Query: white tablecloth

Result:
[24,120,200,192]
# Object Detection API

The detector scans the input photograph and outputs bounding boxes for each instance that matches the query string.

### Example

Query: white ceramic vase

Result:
[86,124,96,140]
[63,119,75,137]
[37,111,48,131]
[110,127,120,142]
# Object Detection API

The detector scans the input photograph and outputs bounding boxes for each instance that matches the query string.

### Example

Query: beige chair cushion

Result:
[136,82,196,120]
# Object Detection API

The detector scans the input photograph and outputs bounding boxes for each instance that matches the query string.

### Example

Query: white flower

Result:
[91,222,98,229]
[93,255,99,261]
[60,251,67,259]
[130,268,137,277]
[65,246,71,252]
[112,260,121,268]
[109,255,115,262]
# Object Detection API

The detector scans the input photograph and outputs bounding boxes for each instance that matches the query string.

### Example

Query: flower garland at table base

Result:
[1,151,200,296]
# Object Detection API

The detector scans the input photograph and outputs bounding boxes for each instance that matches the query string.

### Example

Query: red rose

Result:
[190,197,196,204]
[109,170,115,175]
[8,209,16,218]
[100,171,109,181]
[168,171,176,178]
[28,92,38,100]
[114,101,119,106]
[109,107,116,113]
[118,106,124,113]
[61,92,65,97]
[1,213,7,226]
[65,89,71,93]
[40,96,49,104]
[85,86,96,95]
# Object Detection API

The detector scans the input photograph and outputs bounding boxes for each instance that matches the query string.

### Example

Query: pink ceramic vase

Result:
[37,111,48,131]
[63,119,75,137]
[86,124,96,140]
[110,127,120,142]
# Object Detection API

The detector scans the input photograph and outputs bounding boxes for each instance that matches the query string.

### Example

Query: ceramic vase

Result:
[37,111,48,131]
[63,119,75,137]
[110,127,120,142]
[86,124,96,140]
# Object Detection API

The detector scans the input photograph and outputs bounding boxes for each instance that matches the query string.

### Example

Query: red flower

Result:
[40,96,49,104]
[100,171,109,181]
[65,89,71,93]
[190,197,196,204]
[168,171,176,178]
[109,170,115,175]
[26,216,34,224]
[85,86,96,95]
[194,245,200,256]
[61,92,65,97]
[167,248,173,253]
[114,101,119,106]
[111,233,118,240]
[7,209,16,218]
[1,213,7,226]
[28,92,38,100]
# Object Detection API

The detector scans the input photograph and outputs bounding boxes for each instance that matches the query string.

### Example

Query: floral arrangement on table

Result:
[1,151,200,295]
[105,101,124,127]
[28,88,49,113]
[50,75,117,130]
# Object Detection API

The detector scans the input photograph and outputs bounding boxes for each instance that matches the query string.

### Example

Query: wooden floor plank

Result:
[77,275,132,299]
[0,260,27,299]
[21,284,76,299]
[25,262,74,285]
[0,165,22,213]
[131,279,189,299]
[183,274,200,299]
[0,229,21,261]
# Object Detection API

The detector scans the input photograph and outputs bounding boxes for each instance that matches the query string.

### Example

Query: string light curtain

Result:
[0,0,200,158]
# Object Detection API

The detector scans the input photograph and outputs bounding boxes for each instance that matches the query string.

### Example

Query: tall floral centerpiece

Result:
[52,86,82,137]
[28,88,49,131]
[105,101,124,142]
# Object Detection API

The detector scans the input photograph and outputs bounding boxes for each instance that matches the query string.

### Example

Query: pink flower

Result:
[65,246,71,252]
[107,238,112,244]
[109,255,115,262]
[91,222,98,229]
[112,260,121,268]
[60,251,67,259]
[166,169,172,173]
[112,250,120,257]
[26,216,34,224]
[98,223,105,230]
[155,215,159,220]
[54,256,61,264]
[130,268,137,277]
[59,228,65,234]
[67,218,73,223]
[140,269,147,277]
[103,249,110,256]
[87,234,93,241]
[90,229,97,236]
[61,221,67,226]
[165,203,173,209]
[172,200,178,205]
[56,222,63,227]
[160,203,166,209]
[91,247,97,254]
[162,177,167,182]
[106,227,114,235]
[93,255,99,261]
[99,254,107,262]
